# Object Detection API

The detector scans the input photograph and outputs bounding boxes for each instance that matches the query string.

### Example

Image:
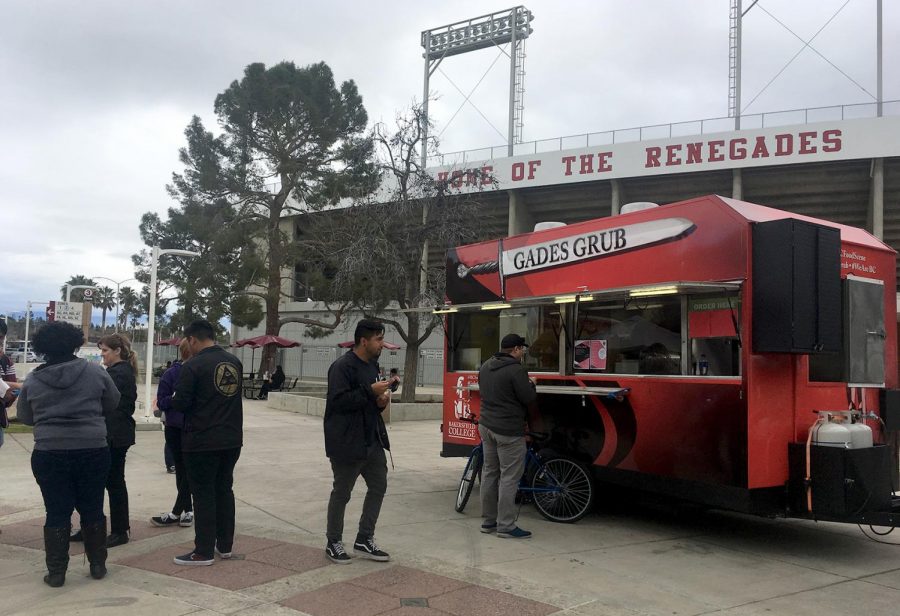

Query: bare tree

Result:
[305,103,495,401]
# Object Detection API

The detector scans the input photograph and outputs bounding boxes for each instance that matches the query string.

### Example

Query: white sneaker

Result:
[179,512,194,527]
[215,545,233,559]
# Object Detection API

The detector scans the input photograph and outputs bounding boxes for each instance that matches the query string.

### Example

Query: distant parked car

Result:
[8,350,40,363]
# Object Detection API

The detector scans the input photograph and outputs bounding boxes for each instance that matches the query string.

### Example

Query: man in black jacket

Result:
[477,333,537,539]
[323,319,392,564]
[172,320,243,566]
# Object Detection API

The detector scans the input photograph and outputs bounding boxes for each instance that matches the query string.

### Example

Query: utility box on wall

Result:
[751,219,841,354]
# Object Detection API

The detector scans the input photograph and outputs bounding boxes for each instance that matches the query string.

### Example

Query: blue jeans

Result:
[31,448,111,528]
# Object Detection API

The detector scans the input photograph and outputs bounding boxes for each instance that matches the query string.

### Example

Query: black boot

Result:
[81,518,108,580]
[43,527,70,587]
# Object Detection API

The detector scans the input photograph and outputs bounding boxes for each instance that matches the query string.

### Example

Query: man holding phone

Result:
[322,319,392,564]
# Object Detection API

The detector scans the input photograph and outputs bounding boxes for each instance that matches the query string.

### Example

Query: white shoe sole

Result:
[173,558,213,566]
[353,549,390,562]
[150,519,179,528]
[326,553,353,564]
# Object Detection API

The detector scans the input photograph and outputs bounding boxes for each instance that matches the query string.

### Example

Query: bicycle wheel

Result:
[531,457,594,523]
[455,447,483,513]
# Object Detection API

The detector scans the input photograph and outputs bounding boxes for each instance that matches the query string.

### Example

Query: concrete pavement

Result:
[2,400,900,615]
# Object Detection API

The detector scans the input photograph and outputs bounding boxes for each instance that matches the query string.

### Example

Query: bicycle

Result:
[454,418,595,523]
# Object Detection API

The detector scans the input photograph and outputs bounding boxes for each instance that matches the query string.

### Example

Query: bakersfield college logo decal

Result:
[214,363,240,397]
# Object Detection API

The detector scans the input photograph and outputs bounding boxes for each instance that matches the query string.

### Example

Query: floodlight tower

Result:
[420,6,535,165]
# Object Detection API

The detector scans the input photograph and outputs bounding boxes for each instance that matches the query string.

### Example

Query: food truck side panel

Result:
[743,236,897,490]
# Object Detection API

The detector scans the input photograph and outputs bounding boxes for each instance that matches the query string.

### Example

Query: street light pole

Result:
[93,276,137,333]
[23,300,49,362]
[142,246,200,420]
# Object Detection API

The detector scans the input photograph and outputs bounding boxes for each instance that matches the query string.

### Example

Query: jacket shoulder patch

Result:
[214,363,240,397]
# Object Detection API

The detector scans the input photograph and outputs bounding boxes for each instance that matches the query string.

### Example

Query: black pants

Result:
[107,446,130,534]
[164,442,175,468]
[326,444,388,543]
[164,426,192,515]
[184,448,241,558]
[32,447,110,528]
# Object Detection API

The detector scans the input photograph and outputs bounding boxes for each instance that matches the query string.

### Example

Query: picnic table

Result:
[243,379,264,399]
[243,376,300,399]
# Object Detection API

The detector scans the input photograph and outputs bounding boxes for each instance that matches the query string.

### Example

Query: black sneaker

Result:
[325,540,351,564]
[173,551,214,566]
[353,536,390,562]
[150,512,180,527]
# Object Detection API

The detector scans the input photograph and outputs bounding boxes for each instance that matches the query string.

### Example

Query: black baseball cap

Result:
[500,333,528,349]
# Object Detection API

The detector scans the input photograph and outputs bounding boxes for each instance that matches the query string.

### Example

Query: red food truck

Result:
[440,194,900,526]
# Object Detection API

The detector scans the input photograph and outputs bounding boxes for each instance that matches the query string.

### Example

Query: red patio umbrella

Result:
[337,340,402,350]
[154,337,183,346]
[233,335,301,376]
[234,335,301,349]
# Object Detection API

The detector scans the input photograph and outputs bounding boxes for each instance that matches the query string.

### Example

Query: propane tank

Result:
[846,417,873,449]
[812,413,851,448]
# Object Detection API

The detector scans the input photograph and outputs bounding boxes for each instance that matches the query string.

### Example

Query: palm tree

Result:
[118,287,140,331]
[60,275,97,303]
[94,286,117,331]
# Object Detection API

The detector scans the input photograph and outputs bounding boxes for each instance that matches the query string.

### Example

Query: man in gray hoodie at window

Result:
[477,333,537,539]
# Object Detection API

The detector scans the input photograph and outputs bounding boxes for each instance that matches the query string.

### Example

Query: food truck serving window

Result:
[448,306,561,372]
[575,297,682,375]
[573,291,741,376]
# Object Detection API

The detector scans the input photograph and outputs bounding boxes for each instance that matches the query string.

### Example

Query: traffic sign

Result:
[46,301,56,322]
[83,288,93,302]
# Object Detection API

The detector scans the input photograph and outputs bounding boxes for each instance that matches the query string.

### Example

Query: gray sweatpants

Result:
[326,443,388,543]
[478,424,526,532]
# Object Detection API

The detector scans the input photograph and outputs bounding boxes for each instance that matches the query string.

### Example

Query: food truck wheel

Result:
[532,458,595,523]
[455,447,483,513]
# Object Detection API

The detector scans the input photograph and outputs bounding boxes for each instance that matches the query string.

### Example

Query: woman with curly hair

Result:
[17,322,120,587]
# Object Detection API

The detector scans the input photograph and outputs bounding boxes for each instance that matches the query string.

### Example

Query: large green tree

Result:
[133,198,263,330]
[169,61,377,369]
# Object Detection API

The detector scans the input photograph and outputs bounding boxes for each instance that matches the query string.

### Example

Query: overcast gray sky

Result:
[2,0,896,314]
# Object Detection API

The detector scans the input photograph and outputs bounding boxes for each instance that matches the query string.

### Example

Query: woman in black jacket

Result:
[256,365,286,400]
[96,333,138,547]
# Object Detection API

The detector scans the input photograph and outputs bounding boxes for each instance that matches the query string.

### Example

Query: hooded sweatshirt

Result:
[476,352,537,437]
[17,357,121,451]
